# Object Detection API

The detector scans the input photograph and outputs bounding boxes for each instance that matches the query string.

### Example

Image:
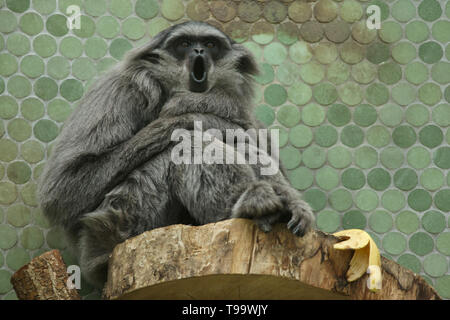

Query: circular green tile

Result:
[339,0,363,22]
[392,0,416,22]
[0,139,18,162]
[343,210,366,230]
[302,103,325,126]
[6,33,30,56]
[315,125,337,147]
[264,84,287,107]
[396,210,419,234]
[366,83,389,106]
[289,41,312,64]
[0,96,18,120]
[7,118,31,142]
[369,210,393,233]
[352,60,376,84]
[0,10,17,33]
[6,204,30,227]
[0,121,3,137]
[287,0,312,23]
[327,146,351,169]
[339,82,363,106]
[0,181,17,206]
[287,167,313,190]
[33,163,45,181]
[354,104,377,127]
[394,168,418,191]
[327,61,350,85]
[422,211,446,234]
[21,98,44,121]
[47,56,70,80]
[300,21,324,43]
[383,232,406,255]
[136,0,159,19]
[161,0,184,21]
[378,62,402,85]
[433,104,450,127]
[60,79,84,102]
[392,83,416,106]
[277,105,300,128]
[447,0,450,18]
[34,119,59,143]
[254,104,275,127]
[110,0,132,19]
[6,0,29,12]
[381,189,405,212]
[254,63,274,85]
[0,224,17,249]
[367,125,390,148]
[313,83,337,105]
[21,140,44,164]
[392,42,416,65]
[378,21,402,43]
[314,43,337,64]
[405,62,428,85]
[418,0,442,21]
[434,147,450,169]
[379,104,403,127]
[437,232,450,256]
[408,146,431,169]
[302,146,326,169]
[410,232,434,256]
[313,0,337,22]
[355,146,377,169]
[431,62,450,84]
[263,0,287,23]
[47,14,69,37]
[287,82,312,106]
[72,58,96,81]
[7,161,31,184]
[148,17,171,37]
[436,276,450,300]
[408,189,432,212]
[405,21,429,43]
[20,226,44,250]
[280,146,301,170]
[315,166,339,190]
[393,126,416,148]
[316,210,340,233]
[33,0,55,14]
[60,36,82,59]
[342,167,365,190]
[6,247,30,271]
[0,270,13,294]
[327,104,350,127]
[351,20,376,44]
[303,189,326,212]
[0,77,3,94]
[435,189,450,212]
[397,254,421,273]
[0,53,18,76]
[110,38,133,60]
[243,42,262,62]
[20,55,44,78]
[367,168,391,191]
[419,125,443,148]
[122,17,146,40]
[289,125,313,147]
[367,42,389,64]
[341,125,363,148]
[369,0,389,20]
[432,20,450,42]
[355,189,378,212]
[406,104,429,127]
[20,182,38,206]
[34,77,57,101]
[97,16,120,39]
[73,16,96,38]
[7,76,31,99]
[419,83,442,106]
[424,254,447,277]
[299,62,325,84]
[251,21,274,45]
[84,0,106,16]
[340,42,365,64]
[419,41,443,64]
[276,61,301,86]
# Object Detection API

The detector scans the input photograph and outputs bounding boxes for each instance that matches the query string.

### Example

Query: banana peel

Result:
[333,229,382,293]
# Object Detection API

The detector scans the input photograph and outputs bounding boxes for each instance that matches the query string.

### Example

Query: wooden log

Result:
[11,249,81,300]
[103,218,441,300]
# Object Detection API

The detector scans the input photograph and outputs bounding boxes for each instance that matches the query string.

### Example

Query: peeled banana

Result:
[333,229,382,293]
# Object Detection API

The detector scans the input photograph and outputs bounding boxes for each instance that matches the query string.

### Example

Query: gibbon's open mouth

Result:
[189,56,208,93]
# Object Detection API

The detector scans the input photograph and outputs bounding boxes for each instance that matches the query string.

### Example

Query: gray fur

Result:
[38,22,314,288]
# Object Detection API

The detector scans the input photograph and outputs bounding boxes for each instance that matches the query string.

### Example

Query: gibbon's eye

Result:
[206,42,215,49]
[181,41,190,48]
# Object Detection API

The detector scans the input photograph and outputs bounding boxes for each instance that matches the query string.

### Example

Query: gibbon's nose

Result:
[194,47,204,55]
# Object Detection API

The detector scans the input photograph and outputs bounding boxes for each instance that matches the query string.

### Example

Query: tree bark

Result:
[11,249,80,300]
[103,218,441,300]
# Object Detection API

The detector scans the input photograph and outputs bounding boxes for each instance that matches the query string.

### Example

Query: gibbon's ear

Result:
[232,44,259,76]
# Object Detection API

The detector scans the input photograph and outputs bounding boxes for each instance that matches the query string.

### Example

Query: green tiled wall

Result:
[0,0,449,299]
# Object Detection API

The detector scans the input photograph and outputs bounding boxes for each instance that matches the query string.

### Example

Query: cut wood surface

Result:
[11,249,80,300]
[103,218,441,300]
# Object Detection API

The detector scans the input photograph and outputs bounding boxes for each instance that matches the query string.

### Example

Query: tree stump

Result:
[103,218,441,300]
[11,250,80,300]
